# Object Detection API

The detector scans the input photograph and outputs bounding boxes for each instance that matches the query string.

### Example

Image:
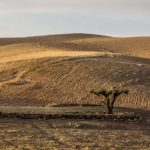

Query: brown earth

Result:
[0,116,149,150]
[0,33,150,109]
[0,106,149,150]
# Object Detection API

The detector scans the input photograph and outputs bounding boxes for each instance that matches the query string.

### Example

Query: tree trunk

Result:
[108,105,113,114]
[109,95,118,114]
[106,97,113,114]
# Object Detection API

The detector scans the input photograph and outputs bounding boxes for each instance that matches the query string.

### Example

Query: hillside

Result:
[0,34,150,109]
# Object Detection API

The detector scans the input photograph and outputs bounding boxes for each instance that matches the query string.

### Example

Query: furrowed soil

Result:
[0,34,150,109]
[0,33,150,149]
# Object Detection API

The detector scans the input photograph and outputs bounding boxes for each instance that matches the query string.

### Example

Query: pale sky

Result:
[0,0,150,37]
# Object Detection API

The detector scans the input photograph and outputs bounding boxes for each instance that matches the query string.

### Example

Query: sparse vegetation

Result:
[90,87,129,114]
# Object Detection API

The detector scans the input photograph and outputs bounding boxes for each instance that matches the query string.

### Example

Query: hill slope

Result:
[0,34,150,109]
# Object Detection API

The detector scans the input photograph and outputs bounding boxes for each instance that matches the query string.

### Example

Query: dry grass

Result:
[0,34,150,109]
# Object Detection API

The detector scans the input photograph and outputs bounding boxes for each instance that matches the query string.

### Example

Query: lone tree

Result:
[90,87,129,114]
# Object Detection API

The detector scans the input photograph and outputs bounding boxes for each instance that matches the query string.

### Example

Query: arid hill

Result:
[0,33,150,109]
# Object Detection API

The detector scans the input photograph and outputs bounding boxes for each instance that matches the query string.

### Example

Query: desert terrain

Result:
[0,33,149,109]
